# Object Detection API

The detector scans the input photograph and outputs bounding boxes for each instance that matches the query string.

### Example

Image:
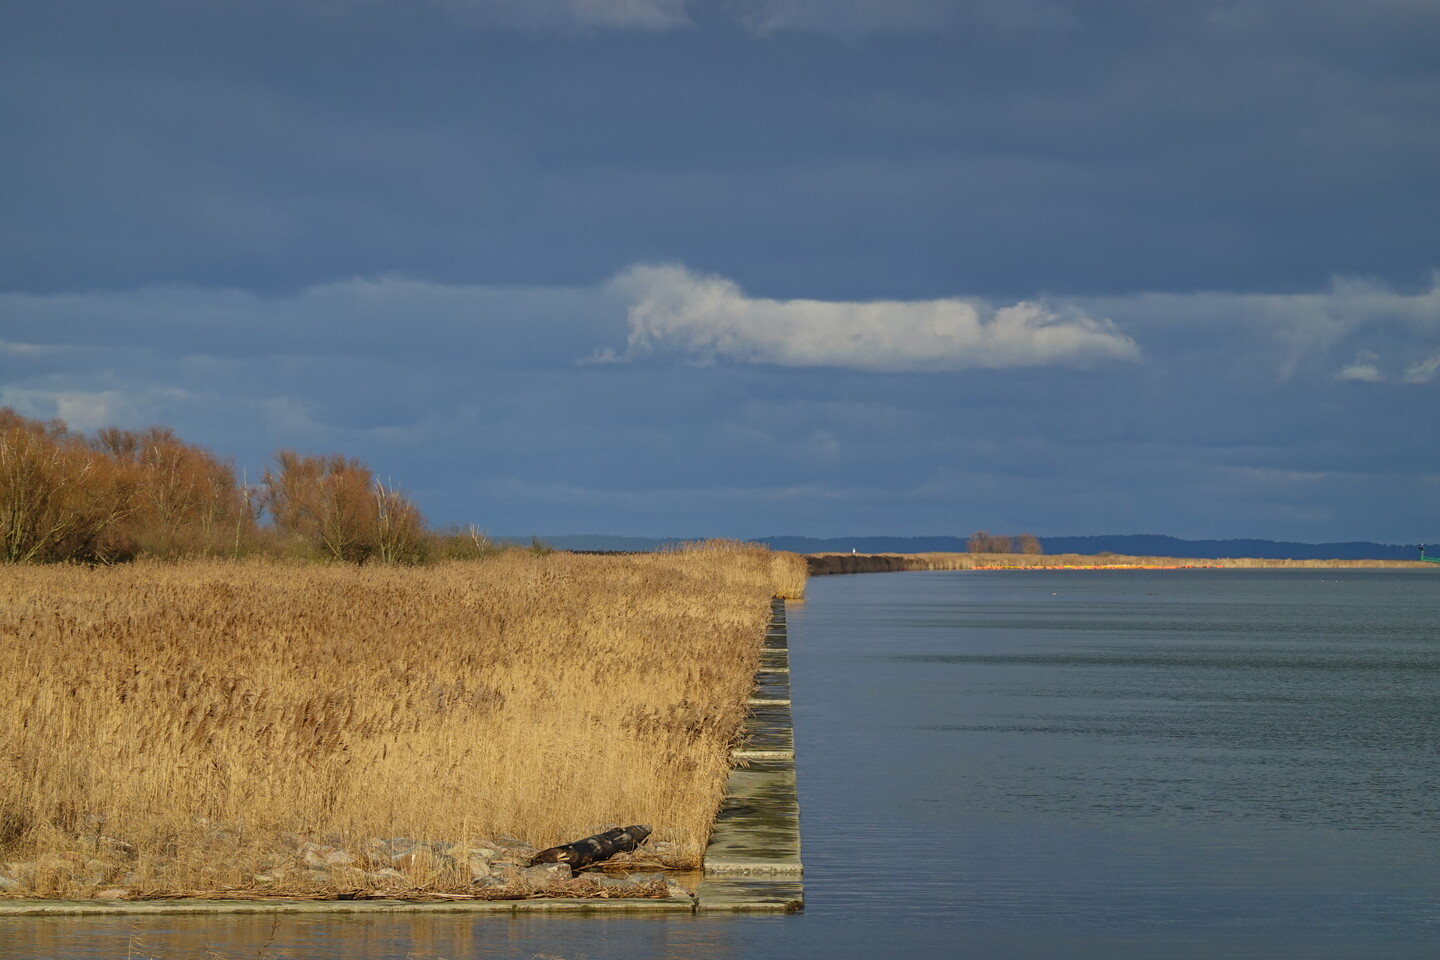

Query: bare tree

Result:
[98,426,246,557]
[263,451,379,562]
[373,480,426,564]
[967,530,1014,553]
[0,409,135,562]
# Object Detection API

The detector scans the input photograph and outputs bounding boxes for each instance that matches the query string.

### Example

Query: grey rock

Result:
[3,862,36,883]
[300,842,355,868]
[520,862,572,882]
[322,848,355,867]
[369,837,417,862]
[98,837,136,859]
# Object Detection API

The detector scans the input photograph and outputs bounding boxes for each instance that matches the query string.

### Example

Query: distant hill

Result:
[1038,535,1422,561]
[498,533,1425,561]
[759,535,977,554]
[758,534,1423,561]
[494,534,683,551]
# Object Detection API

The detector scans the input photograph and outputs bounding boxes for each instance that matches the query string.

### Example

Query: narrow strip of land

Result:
[807,552,1435,575]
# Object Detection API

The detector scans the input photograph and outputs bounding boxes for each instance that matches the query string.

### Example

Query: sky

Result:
[3,0,1439,543]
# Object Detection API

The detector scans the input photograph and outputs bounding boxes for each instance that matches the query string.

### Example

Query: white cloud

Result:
[328,0,1072,34]
[426,0,691,31]
[571,0,689,28]
[0,340,60,357]
[1403,353,1440,384]
[603,264,1140,372]
[0,387,191,433]
[1330,348,1440,385]
[1228,466,1332,484]
[489,476,860,506]
[728,0,1073,36]
[1335,350,1384,382]
[1086,273,1440,380]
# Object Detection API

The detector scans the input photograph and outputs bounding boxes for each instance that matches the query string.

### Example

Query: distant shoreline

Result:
[806,552,1437,576]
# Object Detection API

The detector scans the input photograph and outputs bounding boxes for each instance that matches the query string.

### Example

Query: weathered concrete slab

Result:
[730,749,793,761]
[738,715,794,753]
[698,598,803,913]
[759,649,791,670]
[751,667,791,701]
[694,878,804,913]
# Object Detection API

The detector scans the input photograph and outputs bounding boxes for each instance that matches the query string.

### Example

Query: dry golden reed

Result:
[0,543,805,897]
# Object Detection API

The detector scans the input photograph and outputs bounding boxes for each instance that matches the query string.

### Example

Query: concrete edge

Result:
[695,598,804,914]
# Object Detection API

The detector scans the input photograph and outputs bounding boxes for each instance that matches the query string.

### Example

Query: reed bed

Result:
[807,552,1433,575]
[0,544,806,899]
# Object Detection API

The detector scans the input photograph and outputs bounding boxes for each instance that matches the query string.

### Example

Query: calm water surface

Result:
[6,569,1438,959]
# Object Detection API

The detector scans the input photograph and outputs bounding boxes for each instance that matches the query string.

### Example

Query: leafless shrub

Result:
[97,426,251,558]
[967,530,1014,554]
[0,409,136,562]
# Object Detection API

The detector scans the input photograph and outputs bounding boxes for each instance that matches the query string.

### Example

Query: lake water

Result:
[5,568,1438,959]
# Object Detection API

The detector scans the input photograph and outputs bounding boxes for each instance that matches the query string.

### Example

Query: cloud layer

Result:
[604,265,1140,371]
[352,0,1057,34]
[433,0,691,31]
[2,268,1438,539]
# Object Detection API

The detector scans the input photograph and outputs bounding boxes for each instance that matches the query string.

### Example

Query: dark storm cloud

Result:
[2,1,1438,541]
[5,0,1439,296]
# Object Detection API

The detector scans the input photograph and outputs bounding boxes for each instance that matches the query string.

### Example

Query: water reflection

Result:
[3,912,752,960]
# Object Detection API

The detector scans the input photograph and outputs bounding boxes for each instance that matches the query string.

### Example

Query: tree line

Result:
[967,531,1044,554]
[0,407,489,564]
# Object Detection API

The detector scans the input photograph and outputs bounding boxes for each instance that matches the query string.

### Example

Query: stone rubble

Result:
[0,831,686,902]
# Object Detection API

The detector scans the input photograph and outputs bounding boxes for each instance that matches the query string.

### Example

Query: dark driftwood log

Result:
[532,824,652,869]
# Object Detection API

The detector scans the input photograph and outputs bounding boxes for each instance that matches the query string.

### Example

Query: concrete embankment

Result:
[806,552,1433,576]
[695,597,804,913]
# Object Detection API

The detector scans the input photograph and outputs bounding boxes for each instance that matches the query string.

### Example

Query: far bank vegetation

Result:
[967,530,1043,554]
[807,551,1430,575]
